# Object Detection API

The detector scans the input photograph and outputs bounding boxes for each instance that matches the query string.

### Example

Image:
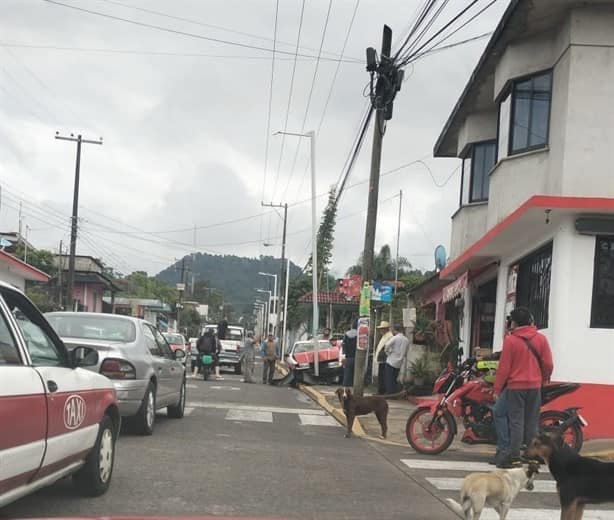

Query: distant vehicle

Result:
[0,282,120,507]
[286,339,342,385]
[163,332,186,353]
[202,324,244,375]
[47,312,186,435]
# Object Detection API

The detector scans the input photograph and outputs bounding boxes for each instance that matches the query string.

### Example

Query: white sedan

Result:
[0,282,120,508]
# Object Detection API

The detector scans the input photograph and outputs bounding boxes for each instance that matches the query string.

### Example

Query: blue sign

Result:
[371,282,393,303]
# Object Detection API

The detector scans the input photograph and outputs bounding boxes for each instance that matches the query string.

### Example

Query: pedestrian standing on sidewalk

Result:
[242,331,256,383]
[494,307,553,468]
[341,319,358,387]
[374,321,392,394]
[384,323,409,394]
[260,333,279,385]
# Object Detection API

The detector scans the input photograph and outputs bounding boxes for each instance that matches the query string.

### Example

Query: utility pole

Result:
[55,132,103,310]
[177,257,186,332]
[394,189,403,294]
[261,201,287,341]
[18,201,22,247]
[353,25,403,396]
[58,240,63,309]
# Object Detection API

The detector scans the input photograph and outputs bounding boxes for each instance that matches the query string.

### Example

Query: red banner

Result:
[338,275,362,298]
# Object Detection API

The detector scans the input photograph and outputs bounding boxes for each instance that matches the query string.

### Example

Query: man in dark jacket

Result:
[494,307,553,467]
[341,320,358,387]
[217,317,229,340]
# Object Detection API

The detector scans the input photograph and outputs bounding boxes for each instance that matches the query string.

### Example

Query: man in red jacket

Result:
[494,306,553,467]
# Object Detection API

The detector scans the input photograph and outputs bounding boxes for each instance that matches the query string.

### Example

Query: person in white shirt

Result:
[384,323,409,394]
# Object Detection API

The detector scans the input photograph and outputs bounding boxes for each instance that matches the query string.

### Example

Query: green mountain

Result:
[156,253,302,316]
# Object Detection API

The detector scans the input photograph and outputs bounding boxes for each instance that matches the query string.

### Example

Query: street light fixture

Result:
[258,272,278,333]
[274,129,319,375]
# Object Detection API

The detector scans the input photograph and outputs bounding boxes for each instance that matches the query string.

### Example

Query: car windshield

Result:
[226,329,243,341]
[47,314,136,342]
[164,333,184,345]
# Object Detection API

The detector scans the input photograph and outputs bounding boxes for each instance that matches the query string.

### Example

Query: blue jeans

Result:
[343,357,355,387]
[493,389,510,458]
[384,364,400,394]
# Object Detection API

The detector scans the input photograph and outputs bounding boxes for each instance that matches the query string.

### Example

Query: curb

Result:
[583,450,614,459]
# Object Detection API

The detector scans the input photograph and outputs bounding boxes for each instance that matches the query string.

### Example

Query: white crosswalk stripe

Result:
[226,409,273,423]
[298,414,340,427]
[402,458,614,519]
[429,476,556,493]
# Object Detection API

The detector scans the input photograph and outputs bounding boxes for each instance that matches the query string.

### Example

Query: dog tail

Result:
[446,497,471,518]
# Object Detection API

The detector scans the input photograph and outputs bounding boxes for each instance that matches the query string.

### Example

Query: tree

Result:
[305,188,338,287]
[116,271,177,303]
[13,244,57,277]
[346,244,411,280]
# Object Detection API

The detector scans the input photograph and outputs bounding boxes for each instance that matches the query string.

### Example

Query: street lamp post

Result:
[258,272,278,335]
[274,130,319,375]
[256,289,272,334]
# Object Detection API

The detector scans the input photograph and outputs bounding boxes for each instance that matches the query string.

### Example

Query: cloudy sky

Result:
[1,0,508,278]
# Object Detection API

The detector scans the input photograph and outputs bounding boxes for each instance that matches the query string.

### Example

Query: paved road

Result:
[2,369,456,520]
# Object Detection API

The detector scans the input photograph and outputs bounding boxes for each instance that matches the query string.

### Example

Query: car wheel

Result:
[167,378,186,418]
[133,382,156,435]
[73,415,116,496]
[234,363,243,375]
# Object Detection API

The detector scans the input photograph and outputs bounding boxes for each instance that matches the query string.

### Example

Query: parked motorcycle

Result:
[406,357,587,455]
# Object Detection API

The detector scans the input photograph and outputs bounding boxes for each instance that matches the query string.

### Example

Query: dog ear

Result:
[346,388,353,397]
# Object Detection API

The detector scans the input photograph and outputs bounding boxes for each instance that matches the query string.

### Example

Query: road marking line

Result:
[186,402,325,415]
[445,502,614,520]
[430,477,555,493]
[225,409,273,423]
[401,459,494,472]
[184,407,194,416]
[187,384,199,389]
[210,386,241,390]
[299,414,340,427]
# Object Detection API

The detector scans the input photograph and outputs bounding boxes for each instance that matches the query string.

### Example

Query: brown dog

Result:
[335,387,388,439]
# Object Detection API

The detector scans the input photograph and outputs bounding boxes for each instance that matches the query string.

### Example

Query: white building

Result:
[434,0,614,438]
[0,250,49,291]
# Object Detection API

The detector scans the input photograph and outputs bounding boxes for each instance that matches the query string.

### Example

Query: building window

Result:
[515,242,553,329]
[591,236,614,328]
[498,70,552,158]
[469,141,496,202]
[460,141,496,205]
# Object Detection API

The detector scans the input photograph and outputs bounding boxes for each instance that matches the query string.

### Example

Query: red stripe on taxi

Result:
[0,394,47,449]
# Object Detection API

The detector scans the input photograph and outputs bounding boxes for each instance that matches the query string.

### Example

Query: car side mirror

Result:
[71,346,99,368]
[174,349,186,360]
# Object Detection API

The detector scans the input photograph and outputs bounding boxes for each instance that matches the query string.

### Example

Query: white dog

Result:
[447,464,539,520]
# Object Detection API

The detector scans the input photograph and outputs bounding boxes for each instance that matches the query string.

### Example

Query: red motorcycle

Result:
[406,357,587,455]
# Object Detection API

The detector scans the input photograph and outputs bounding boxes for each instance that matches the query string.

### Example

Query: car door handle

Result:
[47,380,58,393]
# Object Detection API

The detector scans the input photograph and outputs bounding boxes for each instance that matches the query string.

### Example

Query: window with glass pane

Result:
[0,312,20,365]
[470,141,496,202]
[511,71,552,153]
[590,236,614,328]
[516,242,552,329]
[498,93,511,160]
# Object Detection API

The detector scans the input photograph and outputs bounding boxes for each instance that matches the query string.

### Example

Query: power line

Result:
[0,42,362,62]
[94,0,359,61]
[279,0,333,201]
[271,0,306,206]
[41,0,360,64]
[260,0,280,254]
[290,0,361,203]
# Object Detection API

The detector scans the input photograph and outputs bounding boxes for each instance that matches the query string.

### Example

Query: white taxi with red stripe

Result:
[0,282,120,508]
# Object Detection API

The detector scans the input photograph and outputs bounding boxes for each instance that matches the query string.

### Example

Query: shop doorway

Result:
[470,278,497,355]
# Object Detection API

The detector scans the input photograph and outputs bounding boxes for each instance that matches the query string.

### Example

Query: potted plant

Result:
[412,313,435,345]
[410,355,432,387]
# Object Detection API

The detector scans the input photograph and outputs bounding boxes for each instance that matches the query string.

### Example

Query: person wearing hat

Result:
[374,321,393,394]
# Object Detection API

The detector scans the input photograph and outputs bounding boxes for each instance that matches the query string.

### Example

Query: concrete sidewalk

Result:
[300,384,614,459]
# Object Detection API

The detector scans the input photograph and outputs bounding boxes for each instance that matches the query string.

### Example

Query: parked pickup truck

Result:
[202,324,245,375]
[285,339,342,385]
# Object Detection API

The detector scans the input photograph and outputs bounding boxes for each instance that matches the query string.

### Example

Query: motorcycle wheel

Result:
[406,408,455,455]
[539,410,584,452]
[203,366,210,381]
